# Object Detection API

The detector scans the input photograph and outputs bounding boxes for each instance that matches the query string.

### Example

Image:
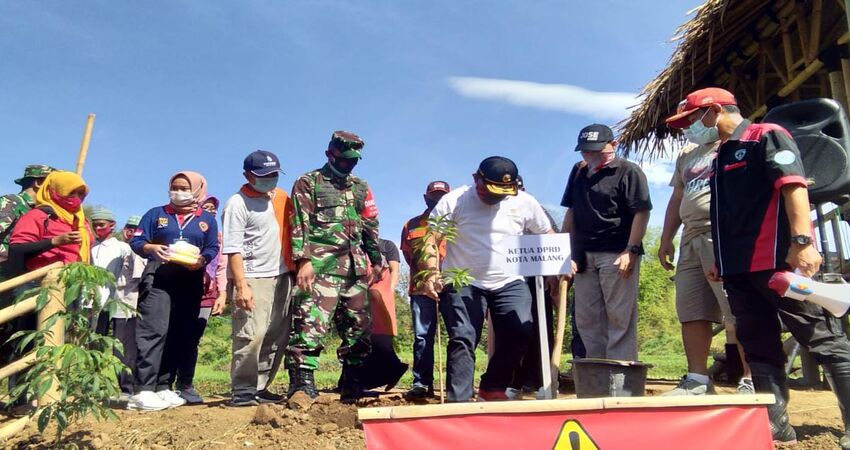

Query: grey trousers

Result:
[574,251,640,361]
[230,273,293,397]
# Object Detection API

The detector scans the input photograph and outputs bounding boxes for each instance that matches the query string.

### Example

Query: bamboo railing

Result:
[0,262,65,441]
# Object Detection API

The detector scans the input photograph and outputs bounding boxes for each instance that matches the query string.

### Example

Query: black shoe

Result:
[824,362,850,449]
[229,395,259,407]
[339,365,365,404]
[256,390,285,404]
[288,368,318,399]
[750,363,797,444]
[404,385,433,401]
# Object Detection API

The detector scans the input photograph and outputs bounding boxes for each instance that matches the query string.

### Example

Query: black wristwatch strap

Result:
[628,244,644,255]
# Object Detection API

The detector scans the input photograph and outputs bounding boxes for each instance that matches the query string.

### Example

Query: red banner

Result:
[362,405,773,450]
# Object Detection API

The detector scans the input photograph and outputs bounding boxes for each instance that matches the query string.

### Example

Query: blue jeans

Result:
[442,280,533,402]
[410,294,446,389]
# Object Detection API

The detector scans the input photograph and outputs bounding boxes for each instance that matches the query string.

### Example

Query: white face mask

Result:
[684,109,720,145]
[169,190,194,206]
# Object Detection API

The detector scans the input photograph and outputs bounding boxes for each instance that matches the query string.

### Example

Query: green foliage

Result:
[637,229,684,355]
[411,214,474,291]
[9,263,128,446]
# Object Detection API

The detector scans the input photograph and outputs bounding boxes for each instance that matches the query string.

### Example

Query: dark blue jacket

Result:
[130,205,220,265]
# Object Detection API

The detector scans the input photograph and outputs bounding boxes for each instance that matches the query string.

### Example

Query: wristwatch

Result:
[628,244,644,255]
[790,235,812,246]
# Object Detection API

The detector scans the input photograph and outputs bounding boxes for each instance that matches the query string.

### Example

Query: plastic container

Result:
[570,358,652,398]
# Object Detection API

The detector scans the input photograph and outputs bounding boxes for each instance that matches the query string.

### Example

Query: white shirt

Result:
[431,185,552,290]
[91,237,145,318]
[222,191,288,278]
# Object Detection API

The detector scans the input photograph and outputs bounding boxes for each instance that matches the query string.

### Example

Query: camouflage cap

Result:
[327,131,364,158]
[14,165,55,186]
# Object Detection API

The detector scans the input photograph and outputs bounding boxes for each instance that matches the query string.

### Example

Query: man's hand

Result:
[706,266,722,283]
[51,231,82,246]
[368,264,383,285]
[423,272,443,301]
[211,292,227,315]
[296,260,315,292]
[786,244,822,277]
[235,282,254,311]
[614,251,636,279]
[657,240,676,271]
[144,243,171,263]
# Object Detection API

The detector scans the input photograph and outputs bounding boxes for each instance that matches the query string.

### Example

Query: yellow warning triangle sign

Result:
[552,419,600,450]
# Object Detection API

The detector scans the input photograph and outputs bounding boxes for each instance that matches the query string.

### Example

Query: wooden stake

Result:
[550,279,569,395]
[436,316,444,404]
[75,114,96,176]
[840,58,850,109]
[36,268,65,407]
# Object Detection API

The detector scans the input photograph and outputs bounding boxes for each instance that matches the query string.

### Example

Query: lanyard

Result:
[174,213,196,240]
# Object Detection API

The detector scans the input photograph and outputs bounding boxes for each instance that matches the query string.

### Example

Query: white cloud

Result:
[636,159,675,187]
[447,76,638,121]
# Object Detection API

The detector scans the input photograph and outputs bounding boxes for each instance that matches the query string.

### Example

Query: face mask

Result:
[474,182,503,205]
[95,224,114,241]
[425,197,439,210]
[251,176,278,193]
[169,190,194,206]
[51,191,83,213]
[329,156,358,176]
[582,151,615,172]
[122,228,135,241]
[684,110,720,145]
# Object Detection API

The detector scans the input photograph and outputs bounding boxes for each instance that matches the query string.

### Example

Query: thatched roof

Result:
[618,0,849,159]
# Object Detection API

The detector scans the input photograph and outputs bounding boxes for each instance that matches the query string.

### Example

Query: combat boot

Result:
[288,367,318,399]
[339,364,366,404]
[823,362,850,449]
[750,362,797,445]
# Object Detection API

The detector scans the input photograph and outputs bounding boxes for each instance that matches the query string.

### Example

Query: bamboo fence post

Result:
[75,114,96,176]
[36,268,64,407]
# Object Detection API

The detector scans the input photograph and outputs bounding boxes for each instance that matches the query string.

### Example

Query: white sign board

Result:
[499,233,572,277]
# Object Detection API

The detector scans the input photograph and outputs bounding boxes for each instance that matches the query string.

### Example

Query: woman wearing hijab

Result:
[173,196,227,404]
[129,172,219,411]
[8,171,91,276]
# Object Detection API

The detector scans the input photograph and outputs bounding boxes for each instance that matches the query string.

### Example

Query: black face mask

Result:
[425,197,439,210]
[329,156,359,175]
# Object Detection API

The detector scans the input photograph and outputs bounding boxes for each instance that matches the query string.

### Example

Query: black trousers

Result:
[134,263,203,392]
[175,307,211,389]
[112,318,137,394]
[511,277,555,390]
[724,270,850,369]
[442,280,533,401]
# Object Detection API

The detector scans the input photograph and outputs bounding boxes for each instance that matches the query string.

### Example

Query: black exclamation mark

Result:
[569,431,580,449]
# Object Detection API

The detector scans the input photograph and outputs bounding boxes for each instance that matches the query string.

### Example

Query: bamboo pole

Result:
[0,416,31,443]
[75,114,95,176]
[357,394,776,421]
[550,280,569,391]
[810,0,824,61]
[841,58,850,110]
[0,296,37,326]
[36,269,64,407]
[0,353,36,380]
[0,261,63,295]
[830,70,849,113]
[436,316,444,404]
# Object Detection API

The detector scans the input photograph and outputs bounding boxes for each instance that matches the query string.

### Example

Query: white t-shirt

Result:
[91,237,145,319]
[222,191,288,278]
[431,185,552,290]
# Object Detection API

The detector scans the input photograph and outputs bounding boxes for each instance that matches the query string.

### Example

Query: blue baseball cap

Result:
[243,150,283,176]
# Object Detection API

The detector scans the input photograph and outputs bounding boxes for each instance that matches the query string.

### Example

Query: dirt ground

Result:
[3,382,848,449]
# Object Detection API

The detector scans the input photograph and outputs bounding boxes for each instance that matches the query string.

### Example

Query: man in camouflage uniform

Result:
[0,164,53,411]
[0,165,55,278]
[285,130,382,403]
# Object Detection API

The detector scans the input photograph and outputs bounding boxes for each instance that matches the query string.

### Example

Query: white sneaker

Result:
[128,391,170,411]
[156,389,187,408]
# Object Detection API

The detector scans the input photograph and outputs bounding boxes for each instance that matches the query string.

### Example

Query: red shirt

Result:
[10,208,91,271]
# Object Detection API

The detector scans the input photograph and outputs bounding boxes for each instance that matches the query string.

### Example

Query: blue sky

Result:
[0,0,700,246]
